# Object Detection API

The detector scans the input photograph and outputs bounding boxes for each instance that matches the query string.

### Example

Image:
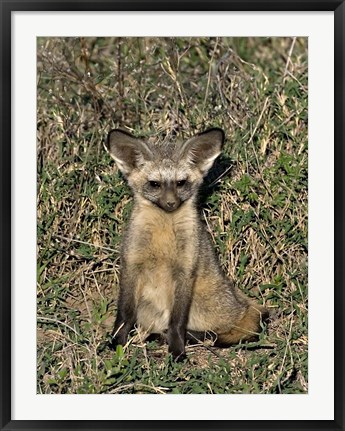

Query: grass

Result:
[37,37,308,394]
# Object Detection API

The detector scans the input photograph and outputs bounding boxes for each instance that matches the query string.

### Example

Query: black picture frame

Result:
[1,1,344,430]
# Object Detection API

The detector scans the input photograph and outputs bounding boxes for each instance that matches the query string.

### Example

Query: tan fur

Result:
[216,304,267,345]
[128,198,197,333]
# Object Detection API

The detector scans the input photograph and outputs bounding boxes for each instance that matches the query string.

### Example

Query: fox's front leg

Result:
[110,270,137,349]
[167,268,194,361]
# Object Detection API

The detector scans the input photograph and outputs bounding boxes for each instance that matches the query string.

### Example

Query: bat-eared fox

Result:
[105,128,268,361]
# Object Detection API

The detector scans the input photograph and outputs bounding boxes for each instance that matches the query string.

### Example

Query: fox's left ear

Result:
[180,128,224,176]
[105,129,153,177]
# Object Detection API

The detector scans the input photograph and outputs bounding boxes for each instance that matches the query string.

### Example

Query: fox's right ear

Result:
[180,128,224,176]
[105,129,153,176]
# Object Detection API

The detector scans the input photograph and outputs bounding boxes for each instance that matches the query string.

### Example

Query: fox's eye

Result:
[149,181,161,188]
[176,179,187,187]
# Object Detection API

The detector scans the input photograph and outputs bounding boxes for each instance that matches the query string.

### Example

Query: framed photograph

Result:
[1,1,344,430]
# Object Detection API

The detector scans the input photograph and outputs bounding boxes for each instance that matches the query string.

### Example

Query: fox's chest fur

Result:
[124,200,197,332]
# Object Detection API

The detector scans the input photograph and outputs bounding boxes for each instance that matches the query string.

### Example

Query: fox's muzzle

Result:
[159,187,181,212]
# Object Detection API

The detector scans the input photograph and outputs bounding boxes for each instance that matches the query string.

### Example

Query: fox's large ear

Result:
[180,128,224,176]
[105,129,153,176]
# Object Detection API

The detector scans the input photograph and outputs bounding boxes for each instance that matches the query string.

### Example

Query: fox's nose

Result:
[164,188,179,211]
